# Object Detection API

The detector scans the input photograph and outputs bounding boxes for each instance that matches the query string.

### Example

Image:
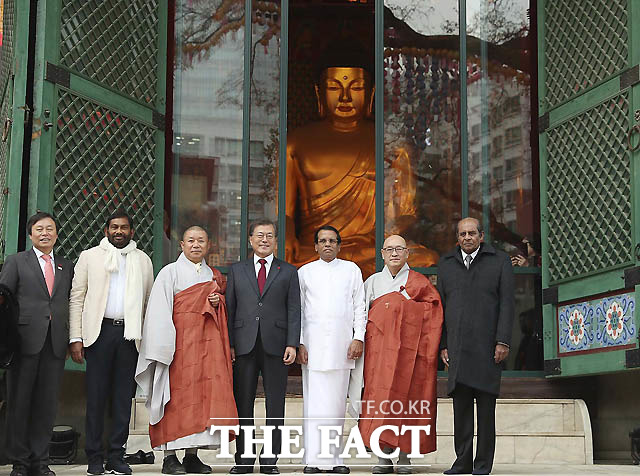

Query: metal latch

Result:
[2,117,12,142]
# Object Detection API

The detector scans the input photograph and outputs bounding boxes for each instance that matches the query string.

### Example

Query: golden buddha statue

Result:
[285,63,438,276]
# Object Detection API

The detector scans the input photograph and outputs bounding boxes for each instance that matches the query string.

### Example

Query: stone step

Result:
[128,397,593,465]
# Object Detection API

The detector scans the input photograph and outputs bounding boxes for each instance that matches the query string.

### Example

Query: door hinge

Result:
[542,286,558,305]
[2,117,12,142]
[620,64,640,90]
[625,266,640,289]
[625,348,640,369]
[45,63,70,88]
[18,105,31,124]
[544,358,561,376]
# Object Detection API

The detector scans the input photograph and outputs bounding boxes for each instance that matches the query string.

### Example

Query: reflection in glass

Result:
[171,0,245,267]
[248,1,281,235]
[383,0,462,261]
[509,274,542,370]
[466,0,538,258]
[285,1,379,276]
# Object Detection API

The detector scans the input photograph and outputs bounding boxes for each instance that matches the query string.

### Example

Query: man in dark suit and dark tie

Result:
[438,217,514,475]
[226,219,301,475]
[0,212,74,476]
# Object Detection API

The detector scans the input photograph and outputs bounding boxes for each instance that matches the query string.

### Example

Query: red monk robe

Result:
[149,272,238,448]
[358,270,443,454]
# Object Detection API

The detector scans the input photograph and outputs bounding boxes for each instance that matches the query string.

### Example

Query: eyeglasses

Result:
[318,238,339,245]
[253,233,275,240]
[382,246,408,254]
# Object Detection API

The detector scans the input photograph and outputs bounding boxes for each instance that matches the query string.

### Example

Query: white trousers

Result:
[302,368,350,469]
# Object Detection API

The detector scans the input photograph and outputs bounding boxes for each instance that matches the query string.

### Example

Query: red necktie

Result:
[41,254,55,296]
[257,258,267,294]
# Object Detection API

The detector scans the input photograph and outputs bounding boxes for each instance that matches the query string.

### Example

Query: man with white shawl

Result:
[358,235,443,474]
[69,210,154,476]
[135,226,238,475]
[297,225,366,474]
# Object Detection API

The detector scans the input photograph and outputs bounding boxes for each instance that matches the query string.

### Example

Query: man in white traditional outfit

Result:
[69,209,154,476]
[135,226,238,475]
[297,225,367,474]
[359,235,442,474]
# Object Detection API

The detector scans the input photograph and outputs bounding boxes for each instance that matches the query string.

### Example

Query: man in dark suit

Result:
[226,219,301,475]
[0,212,74,476]
[437,217,514,475]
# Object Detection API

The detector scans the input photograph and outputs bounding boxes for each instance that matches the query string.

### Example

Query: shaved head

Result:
[181,226,210,264]
[381,234,409,275]
[383,234,407,249]
[182,225,208,241]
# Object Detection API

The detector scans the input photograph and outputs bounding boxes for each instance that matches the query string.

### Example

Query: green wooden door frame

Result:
[22,0,168,371]
[27,0,168,273]
[3,0,32,257]
[538,0,640,378]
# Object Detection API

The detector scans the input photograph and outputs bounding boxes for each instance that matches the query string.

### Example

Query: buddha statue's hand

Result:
[285,237,300,262]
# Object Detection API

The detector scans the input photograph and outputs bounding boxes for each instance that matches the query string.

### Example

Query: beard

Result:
[108,233,132,249]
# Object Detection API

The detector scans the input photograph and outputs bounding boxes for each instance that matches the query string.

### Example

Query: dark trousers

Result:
[7,325,65,468]
[84,321,138,462]
[451,383,497,474]
[233,331,288,468]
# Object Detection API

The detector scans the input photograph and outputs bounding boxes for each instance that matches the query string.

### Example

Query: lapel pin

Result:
[57,265,63,270]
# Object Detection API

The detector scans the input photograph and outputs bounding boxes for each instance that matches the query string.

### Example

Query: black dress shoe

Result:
[10,465,29,476]
[229,466,253,474]
[87,459,105,475]
[331,466,350,474]
[372,466,394,475]
[31,466,55,476]
[471,470,490,475]
[183,454,212,474]
[303,468,321,474]
[443,469,472,475]
[162,455,187,475]
[259,467,279,475]
[105,459,132,475]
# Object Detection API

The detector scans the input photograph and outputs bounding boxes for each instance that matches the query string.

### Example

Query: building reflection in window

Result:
[248,0,281,244]
[466,0,538,261]
[170,0,245,267]
[383,0,462,261]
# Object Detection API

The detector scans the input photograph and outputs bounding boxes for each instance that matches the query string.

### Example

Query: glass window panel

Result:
[383,0,461,264]
[466,0,539,262]
[170,0,245,267]
[508,273,543,370]
[248,0,281,239]
[286,0,376,275]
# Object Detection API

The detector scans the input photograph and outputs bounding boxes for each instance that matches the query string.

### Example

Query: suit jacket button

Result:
[258,302,263,306]
[256,316,260,321]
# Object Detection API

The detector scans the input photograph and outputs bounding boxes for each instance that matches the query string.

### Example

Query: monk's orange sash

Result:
[149,272,238,448]
[358,270,443,454]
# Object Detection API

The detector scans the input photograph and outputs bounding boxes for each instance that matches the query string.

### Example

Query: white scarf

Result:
[99,237,143,341]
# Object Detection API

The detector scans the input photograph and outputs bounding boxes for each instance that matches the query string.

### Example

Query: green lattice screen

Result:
[0,0,15,250]
[545,93,631,282]
[52,91,157,261]
[59,0,159,104]
[544,0,628,109]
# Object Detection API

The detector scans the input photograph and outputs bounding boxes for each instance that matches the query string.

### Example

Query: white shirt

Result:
[461,247,480,267]
[298,258,367,370]
[253,253,274,278]
[104,253,126,319]
[33,247,55,277]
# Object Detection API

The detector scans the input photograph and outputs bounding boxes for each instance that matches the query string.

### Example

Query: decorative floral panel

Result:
[557,292,636,355]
